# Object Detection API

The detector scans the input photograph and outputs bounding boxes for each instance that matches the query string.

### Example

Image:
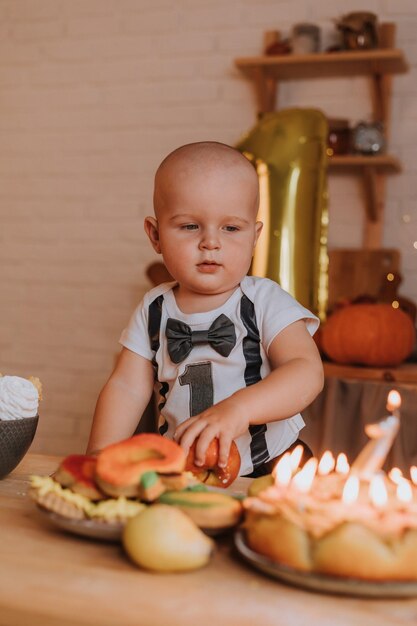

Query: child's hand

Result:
[174,397,249,469]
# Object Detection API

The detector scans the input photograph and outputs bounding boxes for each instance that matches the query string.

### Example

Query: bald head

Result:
[153,141,259,218]
[144,141,263,294]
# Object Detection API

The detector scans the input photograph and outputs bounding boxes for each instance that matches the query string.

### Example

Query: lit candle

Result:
[342,475,359,504]
[387,389,401,419]
[273,452,292,487]
[388,467,403,484]
[335,453,349,475]
[289,445,303,473]
[292,458,318,493]
[318,451,335,476]
[350,390,401,479]
[397,479,413,503]
[369,474,388,508]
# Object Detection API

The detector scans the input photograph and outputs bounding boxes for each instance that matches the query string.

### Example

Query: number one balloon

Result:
[236,108,329,320]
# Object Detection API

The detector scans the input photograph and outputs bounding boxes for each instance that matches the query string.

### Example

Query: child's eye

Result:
[181,224,199,230]
[223,225,239,232]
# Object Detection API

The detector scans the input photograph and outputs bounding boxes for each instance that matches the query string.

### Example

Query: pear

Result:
[248,474,274,497]
[123,504,214,572]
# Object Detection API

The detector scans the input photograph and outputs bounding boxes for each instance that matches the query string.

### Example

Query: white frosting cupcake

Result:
[0,376,39,420]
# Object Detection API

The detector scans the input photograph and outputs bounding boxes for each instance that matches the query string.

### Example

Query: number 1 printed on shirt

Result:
[179,361,214,417]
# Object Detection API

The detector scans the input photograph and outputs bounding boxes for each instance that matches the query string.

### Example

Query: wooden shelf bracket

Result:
[253,67,276,114]
[363,166,380,223]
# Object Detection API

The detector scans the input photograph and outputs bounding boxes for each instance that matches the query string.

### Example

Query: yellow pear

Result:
[248,474,274,497]
[123,504,214,572]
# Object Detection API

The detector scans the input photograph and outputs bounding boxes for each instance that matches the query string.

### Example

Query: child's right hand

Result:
[174,396,249,469]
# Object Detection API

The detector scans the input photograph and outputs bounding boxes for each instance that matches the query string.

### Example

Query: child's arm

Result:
[174,320,323,468]
[86,347,155,454]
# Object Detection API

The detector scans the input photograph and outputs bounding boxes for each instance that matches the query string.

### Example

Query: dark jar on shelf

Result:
[327,118,351,155]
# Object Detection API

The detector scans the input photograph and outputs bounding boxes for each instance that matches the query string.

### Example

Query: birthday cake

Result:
[243,410,417,586]
[244,461,417,581]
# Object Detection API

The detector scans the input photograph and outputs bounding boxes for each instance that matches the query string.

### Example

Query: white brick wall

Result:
[0,0,416,454]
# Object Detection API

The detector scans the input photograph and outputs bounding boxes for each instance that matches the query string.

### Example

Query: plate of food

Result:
[34,500,238,541]
[35,506,124,541]
[29,434,245,542]
[30,470,146,541]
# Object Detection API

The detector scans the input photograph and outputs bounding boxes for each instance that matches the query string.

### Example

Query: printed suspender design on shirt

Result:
[147,294,169,435]
[240,294,269,469]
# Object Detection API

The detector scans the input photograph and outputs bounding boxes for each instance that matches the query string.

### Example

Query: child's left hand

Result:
[174,397,249,469]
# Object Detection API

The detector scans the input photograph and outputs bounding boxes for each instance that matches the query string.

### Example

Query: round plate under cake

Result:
[234,530,417,598]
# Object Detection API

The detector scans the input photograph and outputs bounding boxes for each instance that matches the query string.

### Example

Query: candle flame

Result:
[292,458,318,493]
[289,445,303,472]
[397,479,413,503]
[369,475,388,507]
[272,452,292,486]
[388,467,403,484]
[410,466,417,485]
[387,390,401,412]
[335,453,350,475]
[342,475,359,504]
[318,451,335,475]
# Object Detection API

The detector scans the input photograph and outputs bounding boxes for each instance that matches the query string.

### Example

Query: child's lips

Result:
[197,261,221,274]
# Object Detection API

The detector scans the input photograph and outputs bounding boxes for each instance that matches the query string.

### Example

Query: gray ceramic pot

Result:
[0,415,39,479]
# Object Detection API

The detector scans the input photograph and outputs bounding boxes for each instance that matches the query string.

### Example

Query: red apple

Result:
[185,439,241,488]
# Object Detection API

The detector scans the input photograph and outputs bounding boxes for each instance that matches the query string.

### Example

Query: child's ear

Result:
[254,220,263,247]
[144,216,162,254]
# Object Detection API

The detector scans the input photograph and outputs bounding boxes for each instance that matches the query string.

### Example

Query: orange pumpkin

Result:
[321,303,416,367]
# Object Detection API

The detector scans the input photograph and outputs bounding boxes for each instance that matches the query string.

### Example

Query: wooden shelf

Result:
[234,23,408,247]
[328,154,401,173]
[323,361,417,385]
[235,23,409,249]
[234,43,408,122]
[235,48,408,82]
[328,154,402,222]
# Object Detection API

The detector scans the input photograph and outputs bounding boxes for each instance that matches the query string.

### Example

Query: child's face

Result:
[145,165,262,300]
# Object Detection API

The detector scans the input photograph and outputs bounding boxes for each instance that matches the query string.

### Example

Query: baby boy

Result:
[87,141,324,477]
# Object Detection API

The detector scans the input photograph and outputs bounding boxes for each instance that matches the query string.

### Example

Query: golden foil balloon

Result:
[236,108,329,320]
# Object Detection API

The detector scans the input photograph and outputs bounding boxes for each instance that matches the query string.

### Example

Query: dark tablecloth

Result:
[303,377,417,472]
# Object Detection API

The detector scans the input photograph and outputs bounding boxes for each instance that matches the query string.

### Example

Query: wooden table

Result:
[1,455,417,626]
[323,361,417,385]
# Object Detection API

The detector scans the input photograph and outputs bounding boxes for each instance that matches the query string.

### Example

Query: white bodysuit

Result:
[120,276,319,476]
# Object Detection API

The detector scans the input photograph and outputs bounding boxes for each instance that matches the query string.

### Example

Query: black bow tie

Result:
[166,314,236,364]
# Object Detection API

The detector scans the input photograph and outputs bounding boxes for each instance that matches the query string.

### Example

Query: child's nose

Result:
[199,230,220,250]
